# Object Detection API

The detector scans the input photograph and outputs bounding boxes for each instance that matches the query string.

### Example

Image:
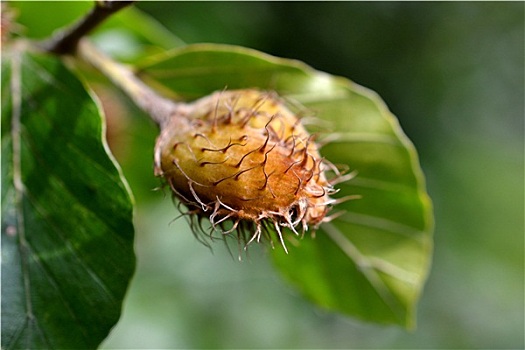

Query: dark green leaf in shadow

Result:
[1,46,135,349]
[139,44,433,328]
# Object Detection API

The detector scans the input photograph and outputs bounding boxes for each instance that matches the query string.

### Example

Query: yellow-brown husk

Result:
[154,89,340,251]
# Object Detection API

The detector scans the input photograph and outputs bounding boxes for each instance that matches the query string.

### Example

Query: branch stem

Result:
[77,39,182,126]
[41,0,134,55]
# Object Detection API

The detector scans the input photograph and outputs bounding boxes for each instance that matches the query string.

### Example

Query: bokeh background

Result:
[91,2,523,348]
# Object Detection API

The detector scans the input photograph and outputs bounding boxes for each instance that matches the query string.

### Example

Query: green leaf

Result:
[1,45,135,349]
[8,1,93,39]
[140,44,433,328]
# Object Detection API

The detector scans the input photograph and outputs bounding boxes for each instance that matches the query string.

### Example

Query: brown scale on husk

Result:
[154,89,349,252]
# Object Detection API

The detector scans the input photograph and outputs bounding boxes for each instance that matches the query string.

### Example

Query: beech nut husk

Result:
[154,89,348,252]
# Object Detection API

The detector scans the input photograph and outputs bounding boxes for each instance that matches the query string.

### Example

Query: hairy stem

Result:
[40,0,134,55]
[77,39,183,126]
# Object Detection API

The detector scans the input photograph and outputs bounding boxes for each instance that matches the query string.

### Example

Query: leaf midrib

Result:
[6,45,54,350]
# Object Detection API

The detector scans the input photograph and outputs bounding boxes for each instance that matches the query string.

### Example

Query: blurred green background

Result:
[13,1,519,348]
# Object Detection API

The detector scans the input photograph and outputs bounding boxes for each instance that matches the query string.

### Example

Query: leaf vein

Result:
[23,179,119,303]
[19,111,130,244]
[339,211,424,241]
[329,132,402,146]
[343,176,414,194]
[323,222,406,321]
[19,216,91,346]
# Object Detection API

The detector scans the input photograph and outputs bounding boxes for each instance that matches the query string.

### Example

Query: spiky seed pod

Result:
[154,89,341,252]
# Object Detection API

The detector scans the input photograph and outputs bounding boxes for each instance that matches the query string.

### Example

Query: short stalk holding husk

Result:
[76,39,185,127]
